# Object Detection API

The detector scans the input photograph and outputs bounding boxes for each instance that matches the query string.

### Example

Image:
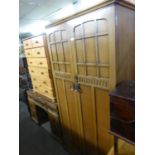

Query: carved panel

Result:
[49,30,71,74]
[73,19,110,78]
[77,75,109,89]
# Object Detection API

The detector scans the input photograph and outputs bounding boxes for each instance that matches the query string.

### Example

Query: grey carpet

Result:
[19,102,69,155]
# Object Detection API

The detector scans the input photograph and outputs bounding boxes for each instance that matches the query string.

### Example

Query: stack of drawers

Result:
[23,34,55,101]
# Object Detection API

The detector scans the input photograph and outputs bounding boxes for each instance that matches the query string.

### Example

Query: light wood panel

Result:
[95,89,113,154]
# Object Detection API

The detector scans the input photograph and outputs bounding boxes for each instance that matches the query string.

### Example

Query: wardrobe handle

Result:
[70,82,81,93]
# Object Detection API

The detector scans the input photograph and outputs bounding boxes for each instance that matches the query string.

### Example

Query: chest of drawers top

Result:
[23,34,46,49]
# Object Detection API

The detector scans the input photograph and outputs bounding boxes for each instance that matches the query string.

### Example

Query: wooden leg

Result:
[114,136,118,155]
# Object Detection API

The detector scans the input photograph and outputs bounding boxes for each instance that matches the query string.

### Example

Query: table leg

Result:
[114,136,118,155]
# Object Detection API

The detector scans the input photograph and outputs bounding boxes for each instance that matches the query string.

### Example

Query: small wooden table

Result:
[109,81,135,155]
[26,90,62,139]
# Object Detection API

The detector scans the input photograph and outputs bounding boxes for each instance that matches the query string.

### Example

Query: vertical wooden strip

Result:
[53,32,60,71]
[81,24,87,75]
[75,93,85,155]
[53,79,65,141]
[95,20,100,77]
[91,86,98,155]
[60,30,66,72]
[62,80,70,128]
[73,28,78,75]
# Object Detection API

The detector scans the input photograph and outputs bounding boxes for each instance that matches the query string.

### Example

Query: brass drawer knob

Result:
[37,52,40,54]
[45,90,48,93]
[43,81,46,84]
[41,72,44,75]
[31,70,34,73]
[27,53,30,55]
[33,78,36,81]
[35,41,39,43]
[40,62,43,65]
[26,43,29,46]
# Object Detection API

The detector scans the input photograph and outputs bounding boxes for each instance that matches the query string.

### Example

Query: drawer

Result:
[31,77,52,88]
[37,58,48,67]
[110,96,135,121]
[110,101,134,121]
[32,47,46,57]
[41,89,54,99]
[37,68,49,77]
[27,58,38,66]
[25,49,32,57]
[32,36,44,48]
[28,67,38,75]
[27,58,48,68]
[33,85,54,99]
[23,39,32,49]
[34,84,53,95]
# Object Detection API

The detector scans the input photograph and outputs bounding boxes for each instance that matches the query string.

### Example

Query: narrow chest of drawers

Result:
[23,34,55,101]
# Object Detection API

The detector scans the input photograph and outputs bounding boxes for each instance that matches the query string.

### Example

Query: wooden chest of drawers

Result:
[23,34,55,101]
[109,81,135,143]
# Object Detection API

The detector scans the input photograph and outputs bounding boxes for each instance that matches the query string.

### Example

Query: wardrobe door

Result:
[48,25,83,155]
[71,7,115,155]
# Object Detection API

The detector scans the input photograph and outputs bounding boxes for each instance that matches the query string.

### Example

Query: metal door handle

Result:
[70,82,81,93]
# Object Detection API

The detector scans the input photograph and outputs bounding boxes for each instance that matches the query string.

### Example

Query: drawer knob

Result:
[30,62,32,64]
[27,53,30,55]
[33,78,36,81]
[43,81,46,84]
[37,52,40,54]
[35,41,39,44]
[31,70,34,73]
[40,62,43,65]
[26,43,29,46]
[41,72,44,75]
[45,90,48,93]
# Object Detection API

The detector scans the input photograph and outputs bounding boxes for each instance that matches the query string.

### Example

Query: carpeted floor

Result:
[19,102,69,155]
